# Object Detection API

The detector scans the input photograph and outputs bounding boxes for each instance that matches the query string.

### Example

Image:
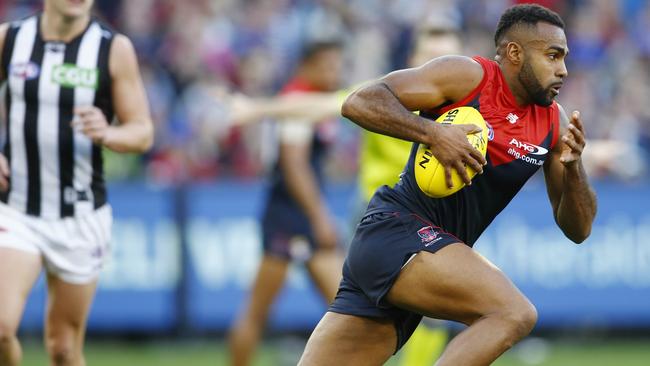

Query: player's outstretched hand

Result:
[560,110,586,166]
[428,123,487,188]
[71,106,112,145]
[0,153,9,192]
[227,93,262,126]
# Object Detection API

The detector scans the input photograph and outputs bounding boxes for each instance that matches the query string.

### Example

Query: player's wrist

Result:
[98,125,115,147]
[421,120,440,147]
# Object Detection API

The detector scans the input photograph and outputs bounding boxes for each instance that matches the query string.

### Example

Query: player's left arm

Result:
[543,104,597,243]
[73,34,153,153]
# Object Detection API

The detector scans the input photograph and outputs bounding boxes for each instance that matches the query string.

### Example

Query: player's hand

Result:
[227,93,263,126]
[560,110,586,166]
[209,86,262,126]
[71,106,112,145]
[0,153,9,192]
[427,122,487,188]
[312,215,339,250]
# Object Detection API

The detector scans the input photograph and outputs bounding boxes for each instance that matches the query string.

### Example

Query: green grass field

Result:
[20,336,650,366]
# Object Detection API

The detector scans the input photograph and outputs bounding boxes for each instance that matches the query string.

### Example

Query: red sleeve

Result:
[436,56,490,114]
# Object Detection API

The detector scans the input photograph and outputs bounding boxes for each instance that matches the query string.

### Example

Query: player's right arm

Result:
[0,22,8,82]
[341,55,487,187]
[0,22,10,191]
[278,121,338,249]
[229,92,344,126]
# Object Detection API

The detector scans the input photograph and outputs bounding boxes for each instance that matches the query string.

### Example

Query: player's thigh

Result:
[386,243,533,325]
[45,274,97,341]
[0,247,42,332]
[299,312,396,366]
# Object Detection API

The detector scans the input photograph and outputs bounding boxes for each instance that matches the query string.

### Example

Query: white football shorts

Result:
[0,202,112,284]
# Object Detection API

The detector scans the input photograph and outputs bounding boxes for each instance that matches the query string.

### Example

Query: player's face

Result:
[409,33,462,67]
[46,0,94,19]
[309,48,343,91]
[518,23,568,106]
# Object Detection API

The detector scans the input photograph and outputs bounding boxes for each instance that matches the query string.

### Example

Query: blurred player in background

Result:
[226,17,464,365]
[0,0,153,365]
[299,4,597,366]
[227,40,345,366]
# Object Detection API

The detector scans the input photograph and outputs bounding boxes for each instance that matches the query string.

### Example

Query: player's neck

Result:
[499,64,532,107]
[41,10,90,43]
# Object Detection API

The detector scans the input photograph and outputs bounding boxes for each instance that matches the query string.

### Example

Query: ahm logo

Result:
[506,113,519,124]
[509,138,548,155]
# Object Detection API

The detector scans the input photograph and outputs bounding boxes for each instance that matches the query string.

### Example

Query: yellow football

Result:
[414,106,489,198]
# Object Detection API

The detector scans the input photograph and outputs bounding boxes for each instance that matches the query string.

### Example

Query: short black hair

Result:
[300,40,343,63]
[494,4,565,46]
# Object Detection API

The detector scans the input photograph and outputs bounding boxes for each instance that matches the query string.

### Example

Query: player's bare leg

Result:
[298,243,536,366]
[0,248,42,366]
[44,275,97,366]
[386,243,537,366]
[228,255,289,366]
[306,248,343,303]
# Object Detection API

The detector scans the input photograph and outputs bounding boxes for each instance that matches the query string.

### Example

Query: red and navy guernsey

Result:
[368,56,561,246]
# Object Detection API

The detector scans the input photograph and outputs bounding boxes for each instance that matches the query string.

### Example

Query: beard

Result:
[518,60,553,106]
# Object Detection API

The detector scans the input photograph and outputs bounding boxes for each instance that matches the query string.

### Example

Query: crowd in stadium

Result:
[3,0,649,183]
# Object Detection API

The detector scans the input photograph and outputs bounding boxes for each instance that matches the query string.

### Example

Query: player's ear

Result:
[505,42,523,65]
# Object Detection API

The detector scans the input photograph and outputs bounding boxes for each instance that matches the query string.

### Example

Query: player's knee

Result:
[46,335,79,365]
[0,322,18,345]
[501,300,538,343]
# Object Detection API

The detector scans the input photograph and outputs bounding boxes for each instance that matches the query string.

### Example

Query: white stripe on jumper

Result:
[7,16,38,212]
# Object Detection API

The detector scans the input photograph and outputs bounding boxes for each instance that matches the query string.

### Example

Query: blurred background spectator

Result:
[4,0,648,184]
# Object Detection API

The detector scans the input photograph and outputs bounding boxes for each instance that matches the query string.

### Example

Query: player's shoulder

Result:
[422,55,485,105]
[0,22,8,47]
[110,33,135,55]
[423,55,484,78]
[107,32,140,78]
[107,32,138,68]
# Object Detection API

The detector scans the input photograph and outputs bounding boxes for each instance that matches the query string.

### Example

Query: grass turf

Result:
[20,337,650,366]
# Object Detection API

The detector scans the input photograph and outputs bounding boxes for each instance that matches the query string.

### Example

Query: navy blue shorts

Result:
[261,200,316,261]
[329,210,462,352]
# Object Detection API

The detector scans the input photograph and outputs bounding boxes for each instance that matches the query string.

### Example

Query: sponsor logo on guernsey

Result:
[486,120,495,141]
[506,113,519,124]
[508,138,548,155]
[417,226,443,246]
[52,63,99,89]
[9,62,40,80]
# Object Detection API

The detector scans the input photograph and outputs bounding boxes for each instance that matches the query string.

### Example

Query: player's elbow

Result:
[565,226,591,244]
[341,84,377,122]
[136,121,154,153]
[341,90,361,121]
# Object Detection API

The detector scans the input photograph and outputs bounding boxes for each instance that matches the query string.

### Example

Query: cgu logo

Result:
[509,138,548,155]
[52,64,99,89]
